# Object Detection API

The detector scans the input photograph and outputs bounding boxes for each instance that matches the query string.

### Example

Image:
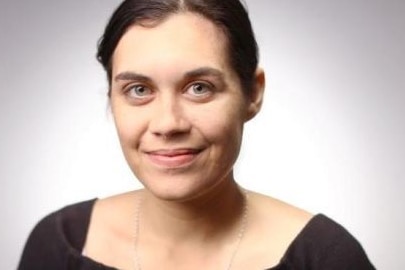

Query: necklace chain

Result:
[225,189,249,270]
[134,194,142,270]
[133,190,249,270]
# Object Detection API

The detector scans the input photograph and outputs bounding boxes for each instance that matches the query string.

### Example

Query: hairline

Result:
[107,10,241,96]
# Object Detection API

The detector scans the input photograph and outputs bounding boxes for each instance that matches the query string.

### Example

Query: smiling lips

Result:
[145,148,203,168]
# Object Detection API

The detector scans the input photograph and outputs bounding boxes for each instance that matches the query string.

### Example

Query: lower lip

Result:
[146,152,200,168]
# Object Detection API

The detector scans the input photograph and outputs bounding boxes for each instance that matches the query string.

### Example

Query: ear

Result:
[245,68,265,122]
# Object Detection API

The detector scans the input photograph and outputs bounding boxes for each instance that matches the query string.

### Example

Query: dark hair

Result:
[97,0,258,96]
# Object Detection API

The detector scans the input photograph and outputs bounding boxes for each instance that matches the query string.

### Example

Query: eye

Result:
[185,82,213,99]
[121,84,154,105]
[126,84,153,98]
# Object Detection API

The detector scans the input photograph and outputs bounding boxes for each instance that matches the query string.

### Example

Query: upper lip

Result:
[144,148,203,156]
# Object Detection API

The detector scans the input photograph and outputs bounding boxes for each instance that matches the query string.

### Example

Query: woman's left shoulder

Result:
[243,191,314,267]
[288,214,376,269]
[245,191,375,269]
[247,191,314,235]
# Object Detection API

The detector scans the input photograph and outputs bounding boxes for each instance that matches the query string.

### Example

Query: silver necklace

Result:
[133,190,249,270]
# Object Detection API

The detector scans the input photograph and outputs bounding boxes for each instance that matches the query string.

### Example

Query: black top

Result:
[18,199,375,270]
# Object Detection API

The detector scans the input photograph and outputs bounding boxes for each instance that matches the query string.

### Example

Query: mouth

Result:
[144,148,203,169]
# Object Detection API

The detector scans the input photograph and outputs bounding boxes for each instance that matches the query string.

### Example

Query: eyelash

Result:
[125,84,152,97]
[121,83,154,105]
[121,80,216,104]
[184,82,214,99]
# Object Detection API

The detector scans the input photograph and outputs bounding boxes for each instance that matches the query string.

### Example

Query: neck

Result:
[139,179,246,244]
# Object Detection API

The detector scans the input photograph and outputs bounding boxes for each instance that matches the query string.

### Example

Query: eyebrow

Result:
[184,67,225,80]
[114,67,225,83]
[114,72,152,83]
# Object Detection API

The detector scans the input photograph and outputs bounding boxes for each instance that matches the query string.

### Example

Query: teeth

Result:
[151,149,200,156]
[165,152,191,157]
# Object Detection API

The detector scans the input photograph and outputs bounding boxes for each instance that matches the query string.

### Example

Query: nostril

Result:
[149,105,191,137]
[154,129,190,141]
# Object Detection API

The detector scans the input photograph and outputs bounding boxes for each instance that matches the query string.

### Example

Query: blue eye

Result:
[127,85,152,98]
[187,83,212,97]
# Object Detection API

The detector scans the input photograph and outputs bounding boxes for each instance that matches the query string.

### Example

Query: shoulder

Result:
[243,192,314,267]
[82,191,140,258]
[248,192,314,243]
[279,214,376,269]
[77,191,142,269]
[18,199,97,270]
[244,192,375,269]
[86,190,140,236]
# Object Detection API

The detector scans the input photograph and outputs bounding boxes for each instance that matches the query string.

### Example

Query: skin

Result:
[110,13,261,203]
[83,13,312,270]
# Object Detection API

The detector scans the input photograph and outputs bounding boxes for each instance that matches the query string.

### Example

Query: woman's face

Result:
[110,13,262,201]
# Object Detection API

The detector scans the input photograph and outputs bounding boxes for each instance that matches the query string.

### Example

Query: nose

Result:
[149,94,191,139]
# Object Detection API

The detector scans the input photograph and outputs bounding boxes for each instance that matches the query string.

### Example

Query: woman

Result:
[19,0,375,269]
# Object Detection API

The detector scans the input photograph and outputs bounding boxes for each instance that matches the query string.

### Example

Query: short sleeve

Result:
[278,214,375,270]
[18,199,97,270]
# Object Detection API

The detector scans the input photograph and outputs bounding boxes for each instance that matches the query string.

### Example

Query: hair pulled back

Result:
[97,0,258,95]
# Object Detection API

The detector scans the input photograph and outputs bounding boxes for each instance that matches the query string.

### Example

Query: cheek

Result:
[114,119,133,146]
[200,113,244,177]
[207,117,242,141]
[112,105,144,148]
[194,101,245,148]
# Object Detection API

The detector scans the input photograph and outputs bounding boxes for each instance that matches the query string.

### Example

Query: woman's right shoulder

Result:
[18,198,97,270]
[29,198,97,238]
[36,198,97,234]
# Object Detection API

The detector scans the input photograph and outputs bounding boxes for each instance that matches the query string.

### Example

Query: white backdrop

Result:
[1,0,404,269]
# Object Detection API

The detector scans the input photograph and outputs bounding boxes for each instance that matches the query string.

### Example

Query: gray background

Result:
[1,0,404,269]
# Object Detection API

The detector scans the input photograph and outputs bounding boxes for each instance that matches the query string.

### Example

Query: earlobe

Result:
[245,68,265,122]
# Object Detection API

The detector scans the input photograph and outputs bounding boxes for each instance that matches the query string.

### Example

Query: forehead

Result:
[112,12,230,76]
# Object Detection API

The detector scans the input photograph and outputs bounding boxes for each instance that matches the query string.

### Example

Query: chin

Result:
[140,175,226,203]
